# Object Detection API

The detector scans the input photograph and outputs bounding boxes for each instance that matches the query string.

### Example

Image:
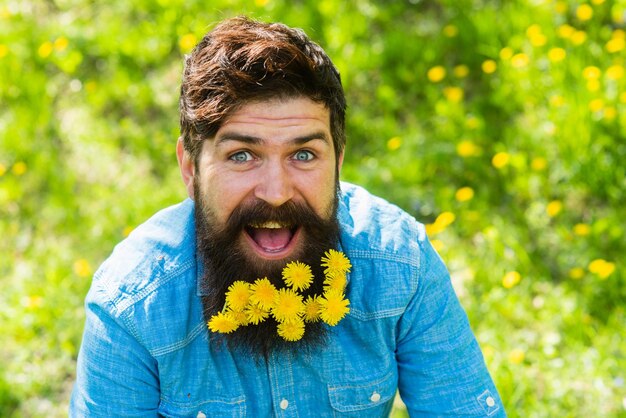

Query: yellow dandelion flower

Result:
[73,259,92,278]
[588,98,604,112]
[549,95,565,108]
[453,64,469,78]
[22,295,44,310]
[208,311,240,333]
[179,33,197,53]
[324,271,348,293]
[443,86,464,103]
[576,4,593,21]
[482,59,497,74]
[277,319,305,341]
[569,267,585,280]
[443,24,458,38]
[499,47,513,61]
[387,136,402,151]
[54,36,68,52]
[531,157,547,171]
[546,200,563,217]
[591,0,605,4]
[435,211,456,229]
[427,66,446,83]
[430,239,444,252]
[465,116,480,130]
[511,53,529,69]
[606,37,625,53]
[229,309,249,326]
[319,290,350,326]
[606,65,624,80]
[603,107,617,120]
[502,271,521,289]
[573,223,591,236]
[303,295,322,322]
[282,261,313,291]
[0,163,6,176]
[272,288,304,323]
[508,348,525,364]
[456,140,481,157]
[321,250,352,276]
[0,44,8,58]
[245,304,269,325]
[571,31,587,45]
[225,281,251,311]
[527,25,547,47]
[255,0,269,6]
[586,79,600,92]
[555,1,568,14]
[249,277,277,310]
[558,24,575,39]
[583,66,601,80]
[455,187,474,202]
[588,259,616,279]
[492,152,510,169]
[38,41,53,58]
[548,48,567,63]
[620,92,626,103]
[12,161,27,176]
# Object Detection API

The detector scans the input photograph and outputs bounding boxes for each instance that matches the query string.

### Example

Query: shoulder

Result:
[85,199,202,352]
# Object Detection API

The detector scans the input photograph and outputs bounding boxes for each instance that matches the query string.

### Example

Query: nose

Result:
[254,162,294,207]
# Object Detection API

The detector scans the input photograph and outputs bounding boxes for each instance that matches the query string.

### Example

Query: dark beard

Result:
[194,184,341,361]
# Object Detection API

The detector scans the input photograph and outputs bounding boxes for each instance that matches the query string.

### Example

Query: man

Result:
[71,16,505,417]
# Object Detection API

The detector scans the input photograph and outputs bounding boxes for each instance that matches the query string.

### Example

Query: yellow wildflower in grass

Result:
[324,271,347,292]
[319,290,350,326]
[612,29,625,39]
[303,295,322,322]
[548,48,567,63]
[620,92,626,103]
[456,140,481,157]
[272,288,305,323]
[22,295,44,310]
[465,116,480,130]
[12,161,27,175]
[245,304,269,325]
[54,36,68,52]
[586,79,601,92]
[571,31,587,45]
[588,98,604,112]
[569,267,585,280]
[0,44,8,58]
[558,24,575,39]
[282,261,313,291]
[546,200,563,217]
[430,239,444,252]
[179,33,197,53]
[583,66,601,80]
[229,309,249,326]
[527,25,547,47]
[603,107,617,120]
[576,4,593,21]
[225,281,251,311]
[427,66,446,83]
[0,163,6,176]
[453,64,469,78]
[502,271,521,289]
[511,53,529,68]
[208,311,240,333]
[249,277,277,310]
[73,259,92,278]
[443,24,458,38]
[38,41,53,58]
[555,1,568,14]
[588,259,616,279]
[481,59,497,74]
[436,211,456,228]
[499,47,513,61]
[549,95,565,108]
[492,152,510,169]
[606,65,624,80]
[508,348,525,364]
[387,136,402,151]
[123,225,134,237]
[573,223,591,236]
[455,187,474,202]
[606,38,625,53]
[254,0,269,6]
[591,0,605,4]
[443,86,464,103]
[321,250,352,276]
[277,319,305,341]
[531,157,547,171]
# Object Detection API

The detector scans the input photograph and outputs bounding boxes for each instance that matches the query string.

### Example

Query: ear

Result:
[337,150,345,173]
[176,137,195,199]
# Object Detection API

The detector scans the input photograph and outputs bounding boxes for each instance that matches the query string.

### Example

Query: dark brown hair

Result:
[179,16,346,162]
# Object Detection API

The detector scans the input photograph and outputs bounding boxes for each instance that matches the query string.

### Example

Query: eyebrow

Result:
[215,131,331,147]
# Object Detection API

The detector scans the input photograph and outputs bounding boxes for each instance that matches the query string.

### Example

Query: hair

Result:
[179,16,347,163]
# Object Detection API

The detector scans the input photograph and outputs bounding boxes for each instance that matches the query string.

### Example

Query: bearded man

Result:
[70,16,506,417]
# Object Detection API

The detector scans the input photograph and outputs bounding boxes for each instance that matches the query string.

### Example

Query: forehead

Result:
[218,97,331,134]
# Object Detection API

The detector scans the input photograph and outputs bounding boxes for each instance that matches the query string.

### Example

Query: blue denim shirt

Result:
[71,182,505,417]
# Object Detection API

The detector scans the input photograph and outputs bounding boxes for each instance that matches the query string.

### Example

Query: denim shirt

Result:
[70,182,505,417]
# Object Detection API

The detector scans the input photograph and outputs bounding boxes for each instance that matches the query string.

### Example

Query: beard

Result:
[194,181,341,361]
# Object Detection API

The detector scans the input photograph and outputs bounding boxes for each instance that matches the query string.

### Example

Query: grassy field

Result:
[1,0,624,416]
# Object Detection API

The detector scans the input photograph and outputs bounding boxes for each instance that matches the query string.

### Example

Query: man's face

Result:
[183,96,342,267]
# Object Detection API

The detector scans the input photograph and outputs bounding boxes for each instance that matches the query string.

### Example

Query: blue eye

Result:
[294,150,314,161]
[230,151,253,162]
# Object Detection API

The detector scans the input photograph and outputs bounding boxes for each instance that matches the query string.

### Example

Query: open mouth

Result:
[244,221,300,258]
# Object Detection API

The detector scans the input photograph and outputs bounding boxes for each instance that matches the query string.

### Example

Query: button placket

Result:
[268,350,298,417]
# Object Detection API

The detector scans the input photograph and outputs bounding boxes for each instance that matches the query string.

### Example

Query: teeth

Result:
[250,221,287,229]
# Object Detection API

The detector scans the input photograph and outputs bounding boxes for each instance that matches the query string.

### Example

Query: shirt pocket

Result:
[158,395,246,418]
[327,371,396,417]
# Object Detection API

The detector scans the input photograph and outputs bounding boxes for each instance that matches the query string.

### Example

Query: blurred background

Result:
[1,0,624,416]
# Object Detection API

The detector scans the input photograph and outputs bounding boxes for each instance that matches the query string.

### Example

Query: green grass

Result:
[1,0,624,416]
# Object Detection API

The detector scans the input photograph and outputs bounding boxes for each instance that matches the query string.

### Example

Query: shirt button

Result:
[486,396,495,407]
[370,391,381,402]
[280,399,289,410]
[197,413,206,418]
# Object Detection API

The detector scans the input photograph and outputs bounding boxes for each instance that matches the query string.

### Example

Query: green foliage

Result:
[1,0,624,416]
